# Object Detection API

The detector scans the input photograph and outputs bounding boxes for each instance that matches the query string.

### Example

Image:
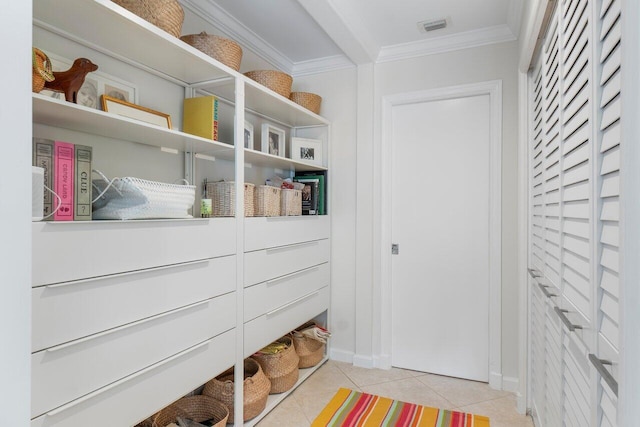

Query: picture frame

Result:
[40,53,138,110]
[291,137,323,166]
[261,123,286,157]
[244,120,254,149]
[101,95,172,129]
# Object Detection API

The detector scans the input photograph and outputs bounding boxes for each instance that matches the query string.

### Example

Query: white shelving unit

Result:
[31,1,331,426]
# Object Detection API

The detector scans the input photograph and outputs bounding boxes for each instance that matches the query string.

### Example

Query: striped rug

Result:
[312,388,490,427]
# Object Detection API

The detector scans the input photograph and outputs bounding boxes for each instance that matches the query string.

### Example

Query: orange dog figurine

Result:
[44,58,98,103]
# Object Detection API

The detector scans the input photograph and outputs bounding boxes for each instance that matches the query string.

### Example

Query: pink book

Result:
[53,141,74,221]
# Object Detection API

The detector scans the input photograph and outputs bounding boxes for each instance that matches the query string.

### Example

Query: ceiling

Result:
[180,0,524,77]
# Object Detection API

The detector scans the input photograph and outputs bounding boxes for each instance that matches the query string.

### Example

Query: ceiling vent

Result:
[418,19,448,33]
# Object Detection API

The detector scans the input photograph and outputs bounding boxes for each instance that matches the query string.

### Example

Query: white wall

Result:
[0,2,32,425]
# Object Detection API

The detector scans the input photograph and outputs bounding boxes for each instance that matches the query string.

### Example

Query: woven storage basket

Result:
[253,337,300,394]
[152,395,228,427]
[203,358,271,423]
[244,70,293,98]
[281,188,302,216]
[112,0,184,38]
[289,92,322,115]
[291,322,326,368]
[32,48,54,93]
[206,181,255,217]
[255,185,281,217]
[180,32,243,71]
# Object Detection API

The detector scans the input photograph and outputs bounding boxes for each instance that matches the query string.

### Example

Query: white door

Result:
[391,94,491,382]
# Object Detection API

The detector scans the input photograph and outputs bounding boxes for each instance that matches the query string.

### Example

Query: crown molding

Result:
[292,55,355,77]
[180,0,294,73]
[507,0,525,39]
[377,24,517,63]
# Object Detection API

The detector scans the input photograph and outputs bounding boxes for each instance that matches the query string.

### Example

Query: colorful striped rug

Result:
[312,388,490,427]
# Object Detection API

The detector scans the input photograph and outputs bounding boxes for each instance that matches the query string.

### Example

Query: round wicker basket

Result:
[291,322,326,368]
[254,337,300,394]
[32,48,54,93]
[180,32,243,71]
[203,358,271,423]
[244,70,293,98]
[152,395,229,427]
[289,92,322,115]
[112,0,184,38]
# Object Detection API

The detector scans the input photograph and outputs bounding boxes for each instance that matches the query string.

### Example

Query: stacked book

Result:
[182,95,219,141]
[293,173,326,216]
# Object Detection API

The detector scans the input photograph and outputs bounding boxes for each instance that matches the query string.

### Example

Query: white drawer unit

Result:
[244,285,330,357]
[244,216,330,252]
[244,239,329,286]
[31,292,235,418]
[31,329,236,427]
[245,263,330,322]
[32,255,236,352]
[32,218,236,286]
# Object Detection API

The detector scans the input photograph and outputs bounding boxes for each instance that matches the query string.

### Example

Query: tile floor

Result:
[256,360,534,427]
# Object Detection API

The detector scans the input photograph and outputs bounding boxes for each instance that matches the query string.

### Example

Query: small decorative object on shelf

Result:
[32,47,55,93]
[180,32,243,71]
[291,137,323,166]
[102,95,172,129]
[112,0,184,38]
[261,123,286,157]
[43,57,98,103]
[289,92,322,115]
[244,70,293,98]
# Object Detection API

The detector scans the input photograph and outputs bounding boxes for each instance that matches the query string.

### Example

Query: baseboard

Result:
[373,353,392,369]
[353,354,374,369]
[489,371,503,390]
[516,392,527,415]
[502,376,520,393]
[329,348,354,364]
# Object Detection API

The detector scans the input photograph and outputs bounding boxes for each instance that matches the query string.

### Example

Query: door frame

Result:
[377,80,503,388]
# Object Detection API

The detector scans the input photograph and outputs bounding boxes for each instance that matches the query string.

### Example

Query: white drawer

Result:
[31,329,235,427]
[244,239,329,286]
[244,216,330,251]
[32,218,236,286]
[32,292,235,418]
[244,286,329,357]
[32,255,235,352]
[245,263,329,322]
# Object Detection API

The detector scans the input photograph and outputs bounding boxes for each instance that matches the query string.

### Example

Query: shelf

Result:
[33,94,235,159]
[244,148,328,173]
[33,0,234,85]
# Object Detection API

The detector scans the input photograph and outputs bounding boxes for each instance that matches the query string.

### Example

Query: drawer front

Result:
[32,255,235,352]
[31,329,235,427]
[32,292,235,418]
[244,239,329,286]
[244,286,329,357]
[32,218,236,286]
[245,263,329,322]
[244,216,330,251]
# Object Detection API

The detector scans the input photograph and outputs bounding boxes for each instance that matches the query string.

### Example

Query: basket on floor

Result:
[152,395,229,427]
[203,358,271,423]
[112,0,184,38]
[254,336,300,394]
[281,188,302,216]
[180,32,243,71]
[206,181,255,217]
[255,185,281,216]
[289,92,322,115]
[244,70,293,98]
[291,322,326,368]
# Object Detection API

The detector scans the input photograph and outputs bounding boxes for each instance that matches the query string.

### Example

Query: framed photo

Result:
[244,120,254,149]
[40,53,138,110]
[261,123,286,157]
[101,95,172,129]
[291,137,323,166]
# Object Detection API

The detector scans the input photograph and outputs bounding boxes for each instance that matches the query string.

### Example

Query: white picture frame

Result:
[261,123,286,157]
[244,120,254,149]
[291,137,323,166]
[40,53,138,110]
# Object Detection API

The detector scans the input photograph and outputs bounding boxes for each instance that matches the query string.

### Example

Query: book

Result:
[53,141,74,221]
[182,96,219,141]
[74,145,92,221]
[32,138,55,220]
[294,177,319,215]
[294,173,325,215]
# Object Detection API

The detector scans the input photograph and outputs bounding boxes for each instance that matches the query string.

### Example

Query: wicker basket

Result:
[289,92,322,115]
[32,48,54,93]
[206,181,255,217]
[152,395,229,427]
[291,322,326,368]
[203,358,271,423]
[244,70,293,98]
[180,32,243,71]
[281,188,302,216]
[112,0,184,38]
[255,185,281,216]
[254,337,300,394]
